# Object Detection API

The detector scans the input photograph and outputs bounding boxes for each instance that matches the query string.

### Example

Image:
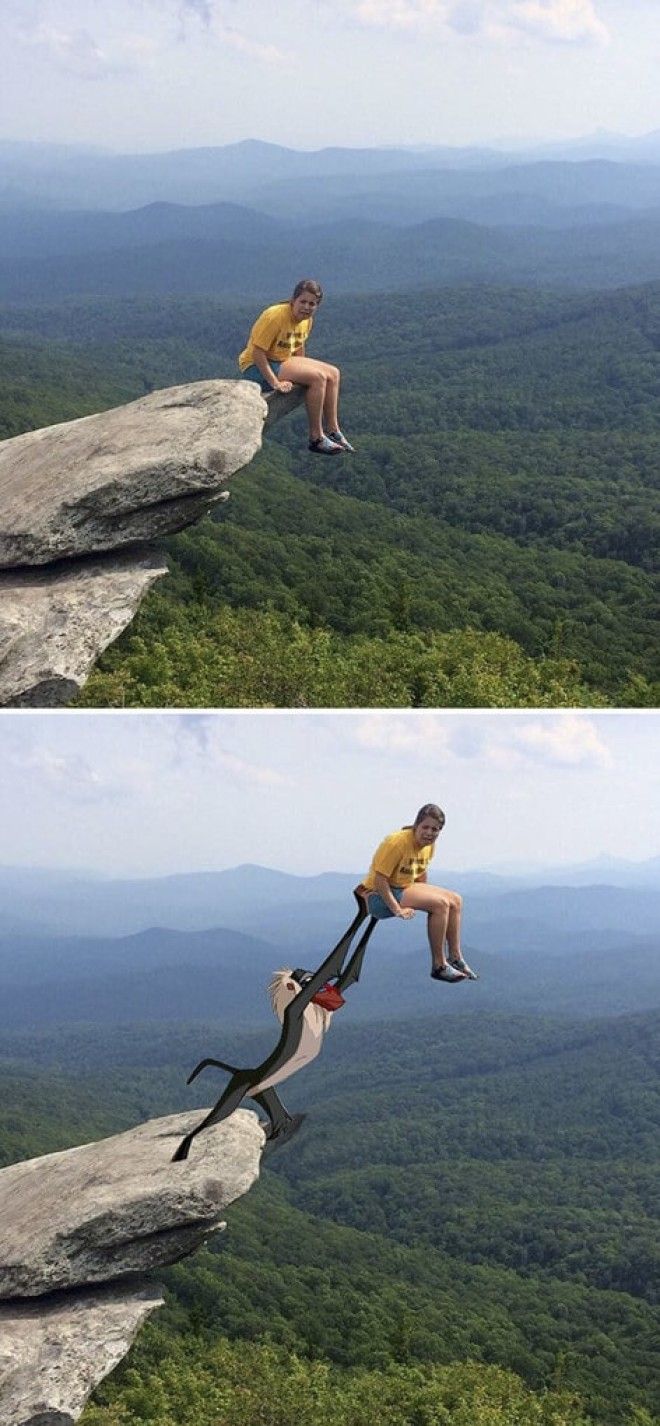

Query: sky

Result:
[1,0,658,152]
[0,710,657,878]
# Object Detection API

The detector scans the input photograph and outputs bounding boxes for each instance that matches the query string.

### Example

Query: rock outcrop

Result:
[0,1282,165,1426]
[0,548,167,708]
[0,1107,265,1424]
[0,380,305,707]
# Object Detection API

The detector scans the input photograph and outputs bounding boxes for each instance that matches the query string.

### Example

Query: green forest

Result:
[1,282,658,707]
[2,1010,658,1426]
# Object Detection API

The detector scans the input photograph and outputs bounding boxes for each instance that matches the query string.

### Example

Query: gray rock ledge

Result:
[0,1279,164,1426]
[0,380,267,569]
[0,1107,264,1299]
[0,379,307,706]
[0,548,168,707]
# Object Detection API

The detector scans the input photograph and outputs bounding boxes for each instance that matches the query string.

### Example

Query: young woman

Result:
[238,278,354,456]
[358,804,478,983]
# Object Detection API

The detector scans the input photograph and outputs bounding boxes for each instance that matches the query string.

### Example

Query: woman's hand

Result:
[396,907,416,919]
[274,379,293,393]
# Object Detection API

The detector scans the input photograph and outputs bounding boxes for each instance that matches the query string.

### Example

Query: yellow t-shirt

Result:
[363,828,435,891]
[238,302,313,371]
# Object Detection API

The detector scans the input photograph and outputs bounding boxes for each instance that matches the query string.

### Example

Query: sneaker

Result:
[450,957,479,981]
[327,430,355,452]
[430,963,466,983]
[308,435,344,454]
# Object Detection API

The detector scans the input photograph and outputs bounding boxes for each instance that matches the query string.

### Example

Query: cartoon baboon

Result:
[172,897,376,1162]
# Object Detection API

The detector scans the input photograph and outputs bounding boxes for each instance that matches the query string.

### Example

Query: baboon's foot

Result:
[263,1113,306,1154]
[172,1133,193,1162]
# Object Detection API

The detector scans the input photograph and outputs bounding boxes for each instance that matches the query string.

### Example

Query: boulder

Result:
[0,1280,164,1426]
[0,380,266,568]
[0,377,308,706]
[0,548,168,707]
[0,1108,264,1299]
[264,384,306,429]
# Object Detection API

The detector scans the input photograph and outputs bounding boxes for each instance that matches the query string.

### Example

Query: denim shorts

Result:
[366,885,405,920]
[240,361,281,393]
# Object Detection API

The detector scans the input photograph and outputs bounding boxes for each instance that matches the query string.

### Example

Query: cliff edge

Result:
[0,380,305,707]
[0,1107,265,1425]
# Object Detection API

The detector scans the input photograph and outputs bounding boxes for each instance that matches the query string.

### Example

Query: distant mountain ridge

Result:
[0,860,658,1027]
[4,141,660,300]
[0,857,658,939]
[3,198,660,300]
[3,134,660,211]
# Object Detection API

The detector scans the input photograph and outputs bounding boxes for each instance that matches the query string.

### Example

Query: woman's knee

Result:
[428,894,451,916]
[436,887,462,912]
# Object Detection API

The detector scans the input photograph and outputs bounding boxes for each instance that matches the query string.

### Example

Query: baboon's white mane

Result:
[268,968,332,1033]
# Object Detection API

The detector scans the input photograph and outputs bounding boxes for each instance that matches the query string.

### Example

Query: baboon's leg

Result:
[251,1086,291,1135]
[172,1072,252,1161]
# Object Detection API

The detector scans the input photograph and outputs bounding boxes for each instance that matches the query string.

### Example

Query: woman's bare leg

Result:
[320,364,341,432]
[445,893,463,959]
[278,357,340,441]
[400,885,463,970]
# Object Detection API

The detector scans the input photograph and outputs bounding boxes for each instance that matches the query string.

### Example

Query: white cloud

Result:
[353,712,452,754]
[7,0,285,78]
[10,743,136,802]
[166,0,285,60]
[9,5,161,78]
[510,0,610,45]
[179,0,213,21]
[26,23,120,78]
[510,715,614,767]
[354,0,440,26]
[336,0,610,43]
[447,2,486,34]
[216,22,285,63]
[171,714,292,786]
[351,712,613,770]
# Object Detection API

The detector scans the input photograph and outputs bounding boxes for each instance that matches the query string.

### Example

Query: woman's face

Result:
[291,290,319,322]
[414,817,443,846]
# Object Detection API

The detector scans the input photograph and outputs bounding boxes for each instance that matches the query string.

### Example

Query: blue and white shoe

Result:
[308,434,344,454]
[327,430,355,452]
[431,963,466,983]
[450,957,479,980]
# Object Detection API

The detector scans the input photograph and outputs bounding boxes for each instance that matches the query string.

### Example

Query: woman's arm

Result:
[374,872,414,917]
[252,345,292,393]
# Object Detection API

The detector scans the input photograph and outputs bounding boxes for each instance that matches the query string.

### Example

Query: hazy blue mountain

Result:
[0,923,279,984]
[0,139,508,211]
[249,159,660,223]
[1,862,658,942]
[0,930,657,1028]
[3,205,660,300]
[2,137,660,211]
[0,930,281,1029]
[0,862,361,937]
[516,127,660,164]
[0,201,283,263]
[0,880,657,1027]
[236,885,660,951]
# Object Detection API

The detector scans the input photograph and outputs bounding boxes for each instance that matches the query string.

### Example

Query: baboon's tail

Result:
[186,1056,237,1086]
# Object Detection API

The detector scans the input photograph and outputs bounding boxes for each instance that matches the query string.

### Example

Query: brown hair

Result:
[405,804,445,830]
[292,278,323,304]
